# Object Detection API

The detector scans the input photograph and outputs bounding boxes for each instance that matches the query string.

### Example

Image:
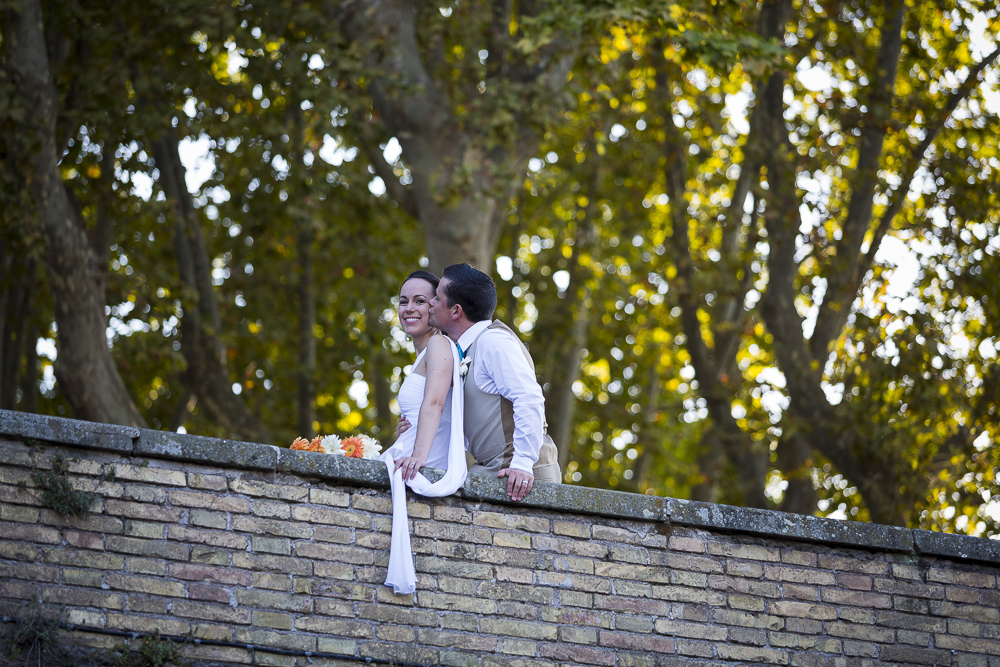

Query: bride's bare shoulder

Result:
[426,333,454,354]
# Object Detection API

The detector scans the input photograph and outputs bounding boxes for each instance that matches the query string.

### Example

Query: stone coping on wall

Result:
[2,408,997,566]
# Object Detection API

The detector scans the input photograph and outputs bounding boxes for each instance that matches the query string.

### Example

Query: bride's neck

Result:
[412,330,434,354]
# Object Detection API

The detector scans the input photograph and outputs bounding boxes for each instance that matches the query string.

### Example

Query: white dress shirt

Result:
[457,320,545,474]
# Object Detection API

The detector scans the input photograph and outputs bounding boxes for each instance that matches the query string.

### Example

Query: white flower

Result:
[319,435,342,454]
[459,356,472,380]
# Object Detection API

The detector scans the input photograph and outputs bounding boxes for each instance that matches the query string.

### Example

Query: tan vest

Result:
[462,321,561,482]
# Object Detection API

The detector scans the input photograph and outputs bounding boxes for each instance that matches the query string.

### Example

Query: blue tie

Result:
[456,343,465,361]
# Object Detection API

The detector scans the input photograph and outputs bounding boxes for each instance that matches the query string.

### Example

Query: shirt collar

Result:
[457,319,491,352]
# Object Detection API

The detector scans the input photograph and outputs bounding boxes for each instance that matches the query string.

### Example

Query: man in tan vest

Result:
[428,263,561,501]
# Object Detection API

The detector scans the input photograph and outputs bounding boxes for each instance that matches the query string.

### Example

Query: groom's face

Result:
[428,278,452,331]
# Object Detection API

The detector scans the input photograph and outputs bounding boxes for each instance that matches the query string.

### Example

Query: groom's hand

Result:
[498,468,533,501]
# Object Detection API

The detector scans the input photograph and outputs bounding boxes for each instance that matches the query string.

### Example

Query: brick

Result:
[496,601,538,620]
[477,581,555,605]
[124,520,165,539]
[181,645,251,664]
[40,546,124,570]
[927,567,995,588]
[596,595,671,616]
[768,631,842,652]
[540,608,612,628]
[229,478,308,501]
[610,544,649,564]
[252,499,291,518]
[783,583,819,601]
[494,532,532,549]
[416,591,495,614]
[295,542,373,565]
[0,541,39,561]
[553,520,591,538]
[539,642,616,666]
[474,511,549,532]
[234,589,313,613]
[881,645,954,665]
[124,485,168,503]
[554,555,594,574]
[931,600,1000,623]
[948,619,982,637]
[654,619,727,641]
[253,572,291,590]
[873,611,946,632]
[432,505,472,523]
[538,571,612,593]
[107,612,190,636]
[418,628,497,651]
[106,573,185,597]
[190,623,233,642]
[946,586,982,603]
[350,494,391,514]
[235,628,317,652]
[112,464,186,486]
[62,568,102,587]
[651,552,724,574]
[726,560,764,578]
[233,552,312,575]
[0,521,60,544]
[190,547,230,565]
[254,610,293,630]
[534,535,609,559]
[669,570,708,587]
[707,574,780,598]
[496,566,534,583]
[615,614,654,633]
[173,600,251,624]
[309,487,350,507]
[651,585,727,606]
[314,562,354,580]
[0,504,39,523]
[376,624,417,642]
[438,576,476,596]
[0,562,58,582]
[613,580,652,597]
[594,563,670,583]
[187,473,228,491]
[293,505,370,528]
[935,634,1000,654]
[768,600,838,620]
[413,520,492,544]
[560,626,598,644]
[315,598,355,617]
[496,638,538,656]
[817,554,888,575]
[668,535,706,553]
[780,549,818,567]
[728,594,766,612]
[716,644,788,664]
[170,563,252,587]
[897,629,932,646]
[189,509,227,529]
[358,603,440,627]
[106,535,189,560]
[713,608,784,630]
[476,546,554,570]
[763,564,835,586]
[356,531,391,550]
[730,627,768,646]
[481,618,558,640]
[125,558,167,577]
[826,622,894,642]
[103,499,182,522]
[440,611,479,631]
[873,578,945,599]
[167,525,248,549]
[233,514,310,538]
[313,525,352,544]
[64,530,105,550]
[820,588,892,608]
[253,536,292,555]
[190,583,230,603]
[43,586,125,610]
[838,573,873,590]
[169,489,250,512]
[707,542,780,561]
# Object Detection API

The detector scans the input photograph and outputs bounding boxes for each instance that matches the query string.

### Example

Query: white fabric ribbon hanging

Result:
[380,341,467,594]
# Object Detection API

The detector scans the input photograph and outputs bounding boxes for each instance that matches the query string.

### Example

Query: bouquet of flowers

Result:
[290,433,382,460]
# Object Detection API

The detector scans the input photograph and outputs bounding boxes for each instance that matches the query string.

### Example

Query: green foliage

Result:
[31,455,94,519]
[108,632,185,667]
[1,595,66,665]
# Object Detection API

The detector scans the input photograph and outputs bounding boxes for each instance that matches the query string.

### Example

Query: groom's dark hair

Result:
[441,263,496,322]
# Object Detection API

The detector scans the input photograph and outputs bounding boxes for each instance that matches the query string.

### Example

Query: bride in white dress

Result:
[380,270,468,594]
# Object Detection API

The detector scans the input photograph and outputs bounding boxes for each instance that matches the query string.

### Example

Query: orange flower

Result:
[290,436,324,452]
[338,436,365,458]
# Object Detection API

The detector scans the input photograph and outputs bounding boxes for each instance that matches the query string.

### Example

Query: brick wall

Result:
[1,410,999,666]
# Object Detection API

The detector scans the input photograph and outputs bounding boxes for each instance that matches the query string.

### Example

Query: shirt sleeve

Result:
[472,329,545,474]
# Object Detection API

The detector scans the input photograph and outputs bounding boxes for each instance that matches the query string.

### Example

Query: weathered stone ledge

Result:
[2,408,997,565]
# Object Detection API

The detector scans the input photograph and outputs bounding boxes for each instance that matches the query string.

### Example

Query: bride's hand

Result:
[394,456,426,482]
[396,416,411,438]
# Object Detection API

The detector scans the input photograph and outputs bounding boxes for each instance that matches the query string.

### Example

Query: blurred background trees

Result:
[2,0,998,534]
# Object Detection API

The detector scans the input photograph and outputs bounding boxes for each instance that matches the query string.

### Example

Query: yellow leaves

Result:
[86,165,101,179]
[343,267,355,279]
[248,321,261,335]
[336,411,362,432]
[585,359,611,384]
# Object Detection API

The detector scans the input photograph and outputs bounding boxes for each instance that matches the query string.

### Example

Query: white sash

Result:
[379,341,467,594]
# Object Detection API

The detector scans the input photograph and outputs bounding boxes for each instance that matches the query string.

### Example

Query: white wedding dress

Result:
[379,343,468,594]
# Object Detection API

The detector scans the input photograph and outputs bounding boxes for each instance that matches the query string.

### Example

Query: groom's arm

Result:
[474,330,545,475]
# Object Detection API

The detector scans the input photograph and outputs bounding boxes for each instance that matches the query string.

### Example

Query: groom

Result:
[429,263,561,501]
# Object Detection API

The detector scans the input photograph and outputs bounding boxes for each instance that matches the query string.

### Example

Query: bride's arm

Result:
[396,335,454,481]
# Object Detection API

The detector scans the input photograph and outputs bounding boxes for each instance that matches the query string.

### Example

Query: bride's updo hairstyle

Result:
[401,269,439,293]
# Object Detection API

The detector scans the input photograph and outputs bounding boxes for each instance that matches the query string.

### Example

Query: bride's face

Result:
[398,278,436,337]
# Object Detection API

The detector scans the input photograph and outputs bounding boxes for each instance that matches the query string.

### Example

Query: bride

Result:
[380,270,468,595]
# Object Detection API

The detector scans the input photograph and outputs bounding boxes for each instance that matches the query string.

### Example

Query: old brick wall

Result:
[1,411,1000,667]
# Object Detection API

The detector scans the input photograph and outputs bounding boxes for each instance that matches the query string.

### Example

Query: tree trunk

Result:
[153,129,269,443]
[296,223,317,438]
[5,0,146,427]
